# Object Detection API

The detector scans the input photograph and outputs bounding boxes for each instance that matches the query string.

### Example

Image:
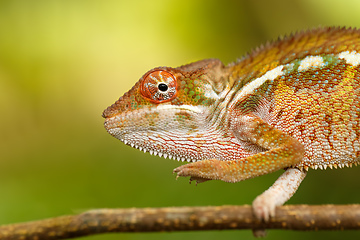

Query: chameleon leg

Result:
[174,114,305,183]
[174,114,306,221]
[252,168,307,221]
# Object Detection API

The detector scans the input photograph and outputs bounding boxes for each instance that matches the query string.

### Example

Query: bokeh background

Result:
[1,0,360,239]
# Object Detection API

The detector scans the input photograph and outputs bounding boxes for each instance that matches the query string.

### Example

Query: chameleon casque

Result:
[102,27,360,221]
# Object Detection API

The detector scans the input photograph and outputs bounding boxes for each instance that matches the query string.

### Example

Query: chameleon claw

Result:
[173,163,211,184]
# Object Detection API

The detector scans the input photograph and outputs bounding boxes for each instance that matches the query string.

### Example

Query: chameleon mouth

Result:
[104,114,199,164]
[103,104,218,164]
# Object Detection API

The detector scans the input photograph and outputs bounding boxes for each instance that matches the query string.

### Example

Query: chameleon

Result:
[102,27,360,221]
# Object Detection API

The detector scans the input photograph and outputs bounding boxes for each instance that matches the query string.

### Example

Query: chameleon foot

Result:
[173,159,221,183]
[252,168,307,221]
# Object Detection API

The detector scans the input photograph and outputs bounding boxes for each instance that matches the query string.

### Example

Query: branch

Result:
[0,205,359,239]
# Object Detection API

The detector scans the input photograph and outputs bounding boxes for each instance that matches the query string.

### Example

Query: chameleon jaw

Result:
[103,104,218,164]
[105,125,199,163]
[120,137,198,163]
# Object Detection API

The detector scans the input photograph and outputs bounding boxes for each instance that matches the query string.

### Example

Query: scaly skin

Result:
[102,27,360,222]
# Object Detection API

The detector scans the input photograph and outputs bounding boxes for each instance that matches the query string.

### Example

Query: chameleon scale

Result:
[103,27,360,221]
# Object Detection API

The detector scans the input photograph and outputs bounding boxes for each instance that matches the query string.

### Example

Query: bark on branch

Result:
[0,204,359,240]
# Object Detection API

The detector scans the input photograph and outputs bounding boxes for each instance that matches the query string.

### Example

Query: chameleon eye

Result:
[140,70,177,103]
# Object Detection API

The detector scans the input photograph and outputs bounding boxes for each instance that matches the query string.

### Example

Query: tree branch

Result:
[0,205,359,240]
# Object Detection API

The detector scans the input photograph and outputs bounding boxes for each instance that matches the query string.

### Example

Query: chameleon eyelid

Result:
[140,70,177,103]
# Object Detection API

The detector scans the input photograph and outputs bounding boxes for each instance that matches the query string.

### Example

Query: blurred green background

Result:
[1,0,360,239]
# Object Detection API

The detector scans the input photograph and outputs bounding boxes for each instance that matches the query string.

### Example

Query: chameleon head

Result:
[102,59,230,161]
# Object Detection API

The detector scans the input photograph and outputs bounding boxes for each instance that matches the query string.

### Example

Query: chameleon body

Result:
[103,27,360,221]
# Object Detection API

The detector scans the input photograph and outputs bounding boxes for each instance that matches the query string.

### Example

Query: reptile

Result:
[102,27,360,221]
